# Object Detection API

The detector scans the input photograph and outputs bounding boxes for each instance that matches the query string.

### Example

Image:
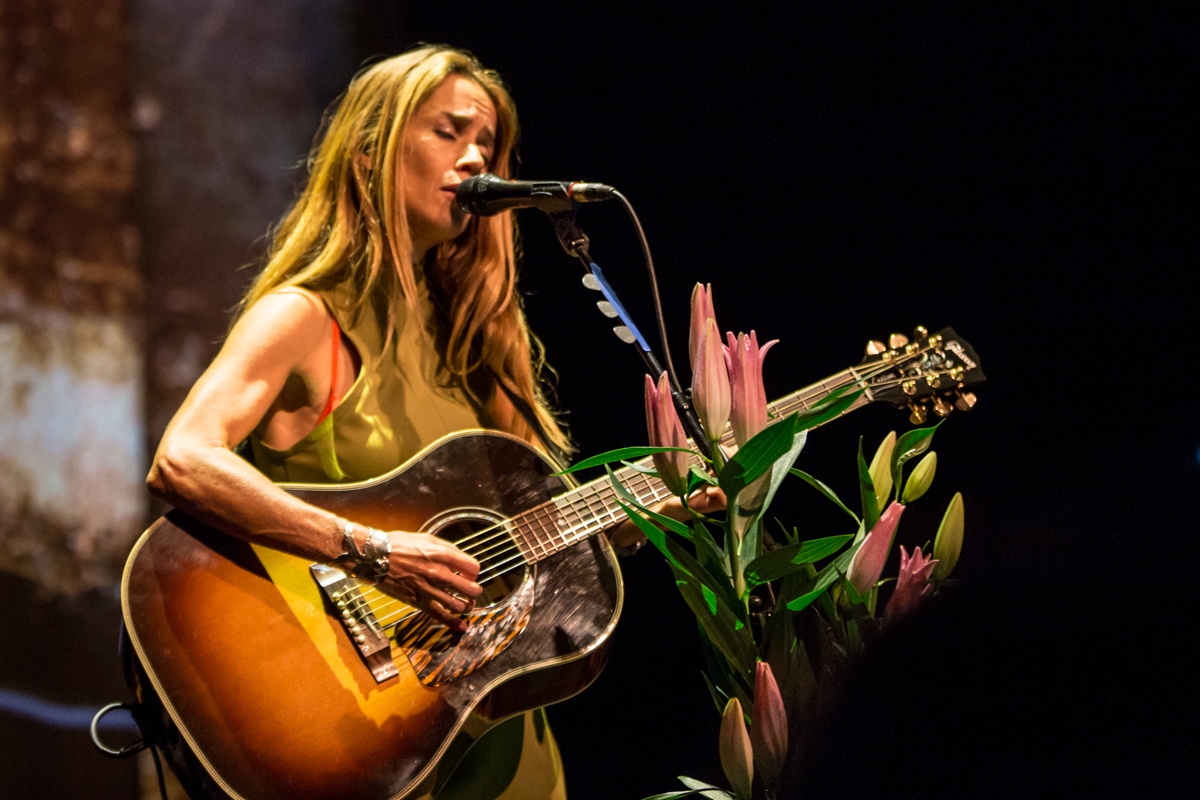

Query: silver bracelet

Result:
[341,521,363,559]
[361,527,391,580]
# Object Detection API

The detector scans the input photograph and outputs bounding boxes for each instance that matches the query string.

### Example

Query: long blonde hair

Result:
[238,44,571,454]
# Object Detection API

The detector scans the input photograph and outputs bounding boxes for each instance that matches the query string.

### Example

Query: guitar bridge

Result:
[310,564,399,683]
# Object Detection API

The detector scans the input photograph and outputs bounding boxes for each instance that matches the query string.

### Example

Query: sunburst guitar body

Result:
[123,432,620,800]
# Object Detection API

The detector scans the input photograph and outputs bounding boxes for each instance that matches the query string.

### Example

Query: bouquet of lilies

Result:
[566,286,967,800]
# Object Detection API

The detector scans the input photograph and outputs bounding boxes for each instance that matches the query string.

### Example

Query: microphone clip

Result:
[548,207,591,260]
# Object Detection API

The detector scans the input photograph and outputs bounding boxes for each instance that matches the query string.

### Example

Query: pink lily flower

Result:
[689,283,718,370]
[692,317,731,442]
[884,545,939,624]
[725,331,779,449]
[719,697,754,800]
[751,661,788,792]
[847,501,906,596]
[645,372,690,496]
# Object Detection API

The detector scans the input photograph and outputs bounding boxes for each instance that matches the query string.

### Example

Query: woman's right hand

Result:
[378,532,482,632]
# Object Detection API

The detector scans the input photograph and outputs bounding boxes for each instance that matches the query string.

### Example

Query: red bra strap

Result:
[316,316,340,424]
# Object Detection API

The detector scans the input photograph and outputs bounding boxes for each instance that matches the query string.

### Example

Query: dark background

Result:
[2,2,1194,798]
[363,5,1193,797]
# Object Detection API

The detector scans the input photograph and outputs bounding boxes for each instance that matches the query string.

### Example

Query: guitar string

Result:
[337,360,942,623]
[338,362,931,625]
[337,356,947,622]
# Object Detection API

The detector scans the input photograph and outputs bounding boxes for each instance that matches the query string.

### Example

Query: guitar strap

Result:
[488,369,571,472]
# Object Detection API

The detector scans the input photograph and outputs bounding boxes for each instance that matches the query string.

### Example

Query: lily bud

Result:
[719,697,754,800]
[884,545,939,623]
[932,491,964,584]
[689,283,718,370]
[847,501,906,595]
[901,451,937,503]
[692,318,730,442]
[751,661,788,792]
[725,331,779,449]
[644,373,690,497]
[868,431,896,511]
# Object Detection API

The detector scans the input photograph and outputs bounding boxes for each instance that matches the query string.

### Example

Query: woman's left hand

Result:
[608,485,727,548]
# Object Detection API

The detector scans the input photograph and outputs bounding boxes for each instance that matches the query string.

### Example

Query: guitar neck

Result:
[508,366,871,563]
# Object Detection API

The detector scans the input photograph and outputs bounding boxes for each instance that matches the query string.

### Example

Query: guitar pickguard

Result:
[396,567,536,687]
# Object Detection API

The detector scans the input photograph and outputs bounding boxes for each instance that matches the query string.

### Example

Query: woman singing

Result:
[147,44,717,798]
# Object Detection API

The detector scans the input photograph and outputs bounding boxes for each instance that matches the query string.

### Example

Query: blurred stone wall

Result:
[0,0,143,595]
[131,0,354,485]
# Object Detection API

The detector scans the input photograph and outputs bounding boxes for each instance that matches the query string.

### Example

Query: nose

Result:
[457,144,486,176]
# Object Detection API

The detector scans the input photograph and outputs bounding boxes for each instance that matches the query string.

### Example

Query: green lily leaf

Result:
[743,535,854,587]
[606,465,692,539]
[718,418,801,500]
[790,468,861,525]
[620,459,661,476]
[690,464,719,487]
[642,776,738,800]
[642,791,706,800]
[558,446,694,474]
[782,526,863,608]
[889,422,942,492]
[785,586,825,613]
[614,497,666,552]
[679,776,738,800]
[841,572,866,606]
[691,518,730,579]
[697,623,753,707]
[763,601,817,719]
[737,519,763,584]
[857,437,880,534]
[613,487,742,615]
[701,670,729,715]
[618,495,753,674]
[729,426,809,571]
[663,556,757,680]
[790,386,864,434]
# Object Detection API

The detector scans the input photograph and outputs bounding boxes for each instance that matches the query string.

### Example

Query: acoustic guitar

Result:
[121,327,983,800]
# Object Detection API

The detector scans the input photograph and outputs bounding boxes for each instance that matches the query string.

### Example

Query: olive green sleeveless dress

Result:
[249,281,567,800]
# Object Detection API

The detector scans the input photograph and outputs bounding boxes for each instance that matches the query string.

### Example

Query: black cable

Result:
[150,745,169,800]
[612,190,684,396]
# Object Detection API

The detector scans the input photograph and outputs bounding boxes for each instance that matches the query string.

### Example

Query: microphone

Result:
[455,174,615,216]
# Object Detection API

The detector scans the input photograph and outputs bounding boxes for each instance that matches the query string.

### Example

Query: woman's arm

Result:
[147,291,481,630]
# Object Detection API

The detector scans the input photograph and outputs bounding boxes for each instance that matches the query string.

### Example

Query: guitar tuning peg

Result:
[888,333,909,349]
[596,300,619,318]
[954,391,978,411]
[908,402,927,425]
[932,396,954,417]
[866,340,887,356]
[913,325,928,340]
[581,274,601,291]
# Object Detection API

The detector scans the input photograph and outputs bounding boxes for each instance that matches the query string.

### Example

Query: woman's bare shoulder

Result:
[223,287,332,369]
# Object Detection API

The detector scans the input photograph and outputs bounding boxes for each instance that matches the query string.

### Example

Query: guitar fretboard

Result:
[505,367,872,563]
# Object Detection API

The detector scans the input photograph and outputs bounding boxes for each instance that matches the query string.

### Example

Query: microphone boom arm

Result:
[546,208,713,462]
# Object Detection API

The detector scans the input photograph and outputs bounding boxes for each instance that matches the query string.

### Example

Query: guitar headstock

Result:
[858,326,985,423]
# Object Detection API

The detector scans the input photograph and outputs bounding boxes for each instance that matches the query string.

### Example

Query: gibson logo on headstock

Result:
[944,340,976,370]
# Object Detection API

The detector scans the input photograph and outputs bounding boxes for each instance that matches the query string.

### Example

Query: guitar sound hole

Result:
[430,513,529,610]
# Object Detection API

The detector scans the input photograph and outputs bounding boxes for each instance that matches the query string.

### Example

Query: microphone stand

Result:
[546,206,713,463]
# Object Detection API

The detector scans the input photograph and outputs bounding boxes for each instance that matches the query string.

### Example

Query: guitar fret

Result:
[515,514,548,560]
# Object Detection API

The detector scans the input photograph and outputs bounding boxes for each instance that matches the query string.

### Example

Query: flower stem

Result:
[709,439,726,473]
